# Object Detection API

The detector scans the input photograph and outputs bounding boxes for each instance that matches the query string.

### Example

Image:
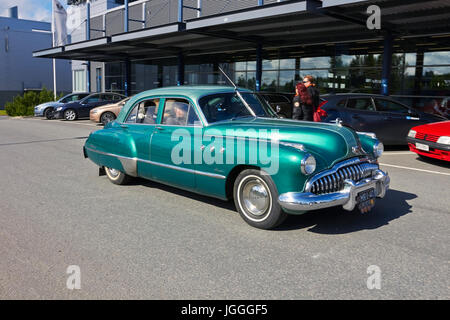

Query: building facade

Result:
[0,9,72,108]
[38,0,450,112]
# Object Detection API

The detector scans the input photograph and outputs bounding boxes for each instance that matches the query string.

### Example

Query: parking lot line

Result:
[382,152,414,156]
[380,163,450,176]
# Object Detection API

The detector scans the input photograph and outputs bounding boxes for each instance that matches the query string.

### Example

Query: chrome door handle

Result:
[156,126,165,131]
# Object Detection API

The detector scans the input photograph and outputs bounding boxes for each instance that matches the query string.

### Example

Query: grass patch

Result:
[0,109,7,116]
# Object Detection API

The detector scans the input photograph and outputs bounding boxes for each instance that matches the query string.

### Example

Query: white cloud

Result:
[0,0,52,22]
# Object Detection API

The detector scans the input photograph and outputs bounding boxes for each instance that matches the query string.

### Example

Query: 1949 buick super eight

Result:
[84,86,390,229]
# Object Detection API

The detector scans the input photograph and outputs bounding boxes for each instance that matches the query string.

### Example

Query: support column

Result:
[256,44,263,92]
[124,0,129,32]
[178,0,184,22]
[177,53,185,86]
[381,32,393,96]
[86,1,91,92]
[124,60,131,96]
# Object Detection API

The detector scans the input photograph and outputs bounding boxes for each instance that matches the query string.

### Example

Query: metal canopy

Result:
[33,0,450,63]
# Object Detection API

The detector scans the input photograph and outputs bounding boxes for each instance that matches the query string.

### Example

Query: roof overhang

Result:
[33,0,450,63]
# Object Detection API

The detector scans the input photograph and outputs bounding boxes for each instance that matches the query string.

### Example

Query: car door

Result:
[150,97,200,189]
[344,97,382,138]
[119,97,161,179]
[79,94,102,117]
[373,98,422,145]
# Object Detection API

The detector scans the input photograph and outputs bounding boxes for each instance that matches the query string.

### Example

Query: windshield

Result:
[198,92,277,123]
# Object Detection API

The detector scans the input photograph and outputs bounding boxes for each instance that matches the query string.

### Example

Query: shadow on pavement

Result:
[415,155,450,169]
[129,177,416,233]
[276,189,416,233]
[130,177,236,211]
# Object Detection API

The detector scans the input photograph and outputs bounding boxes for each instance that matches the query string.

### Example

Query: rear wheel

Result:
[100,112,116,125]
[233,169,287,229]
[105,167,131,185]
[64,109,77,121]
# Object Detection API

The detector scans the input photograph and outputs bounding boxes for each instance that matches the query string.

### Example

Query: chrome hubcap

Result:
[102,113,114,123]
[65,110,75,120]
[107,167,119,178]
[240,177,270,217]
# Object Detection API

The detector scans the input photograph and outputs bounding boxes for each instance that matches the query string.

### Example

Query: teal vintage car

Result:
[83,86,390,229]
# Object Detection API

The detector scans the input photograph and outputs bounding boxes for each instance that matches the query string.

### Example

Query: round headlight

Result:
[301,154,316,175]
[437,136,450,145]
[373,141,384,158]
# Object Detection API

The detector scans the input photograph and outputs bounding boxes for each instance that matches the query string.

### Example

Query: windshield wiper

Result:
[219,67,257,119]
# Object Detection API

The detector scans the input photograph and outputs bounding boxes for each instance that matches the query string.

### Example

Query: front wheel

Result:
[44,108,54,120]
[64,109,77,121]
[233,169,287,229]
[105,167,132,185]
[100,112,116,125]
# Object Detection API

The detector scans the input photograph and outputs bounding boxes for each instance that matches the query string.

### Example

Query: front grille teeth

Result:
[309,161,378,195]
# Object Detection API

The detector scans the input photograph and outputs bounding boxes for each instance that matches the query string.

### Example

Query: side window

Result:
[162,98,194,126]
[136,98,160,124]
[375,99,409,114]
[125,105,138,123]
[336,99,347,108]
[85,95,101,103]
[346,98,375,111]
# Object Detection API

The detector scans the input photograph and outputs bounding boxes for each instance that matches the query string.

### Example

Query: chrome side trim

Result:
[85,146,226,180]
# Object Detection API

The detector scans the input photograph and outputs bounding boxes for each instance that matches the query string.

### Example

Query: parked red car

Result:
[407,121,450,161]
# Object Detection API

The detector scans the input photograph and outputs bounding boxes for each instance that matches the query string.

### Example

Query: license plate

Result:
[416,143,429,152]
[356,188,376,213]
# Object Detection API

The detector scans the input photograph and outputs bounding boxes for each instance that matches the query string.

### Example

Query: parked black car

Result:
[316,93,446,145]
[258,92,294,118]
[53,93,126,121]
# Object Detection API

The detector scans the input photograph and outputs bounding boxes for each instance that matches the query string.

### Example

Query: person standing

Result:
[292,80,314,121]
[303,75,320,121]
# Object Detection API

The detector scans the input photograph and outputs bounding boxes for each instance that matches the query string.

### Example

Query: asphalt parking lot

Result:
[0,116,449,299]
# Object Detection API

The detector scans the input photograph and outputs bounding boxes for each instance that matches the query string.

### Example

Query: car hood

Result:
[413,120,450,136]
[207,117,362,169]
[36,101,62,109]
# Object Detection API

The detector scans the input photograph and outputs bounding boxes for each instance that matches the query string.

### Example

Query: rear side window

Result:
[374,99,409,114]
[346,98,375,111]
[162,98,199,126]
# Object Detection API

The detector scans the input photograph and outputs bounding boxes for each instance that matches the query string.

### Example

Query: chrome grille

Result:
[309,161,378,195]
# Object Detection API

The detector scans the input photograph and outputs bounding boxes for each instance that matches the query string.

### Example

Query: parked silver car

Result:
[34,92,90,119]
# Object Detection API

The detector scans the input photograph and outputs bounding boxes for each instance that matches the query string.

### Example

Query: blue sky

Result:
[0,0,61,22]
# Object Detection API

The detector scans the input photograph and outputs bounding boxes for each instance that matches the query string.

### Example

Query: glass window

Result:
[374,99,409,114]
[136,98,160,124]
[85,95,101,103]
[346,98,375,111]
[424,51,450,66]
[300,57,330,69]
[263,59,279,70]
[162,99,191,126]
[125,105,138,123]
[73,70,86,92]
[198,92,275,123]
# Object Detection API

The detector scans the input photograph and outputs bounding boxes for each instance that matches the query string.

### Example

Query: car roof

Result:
[130,85,249,101]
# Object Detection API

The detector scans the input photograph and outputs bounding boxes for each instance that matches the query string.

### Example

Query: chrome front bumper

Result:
[278,169,390,213]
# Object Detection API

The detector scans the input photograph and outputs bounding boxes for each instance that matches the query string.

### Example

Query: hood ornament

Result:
[334,118,343,127]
